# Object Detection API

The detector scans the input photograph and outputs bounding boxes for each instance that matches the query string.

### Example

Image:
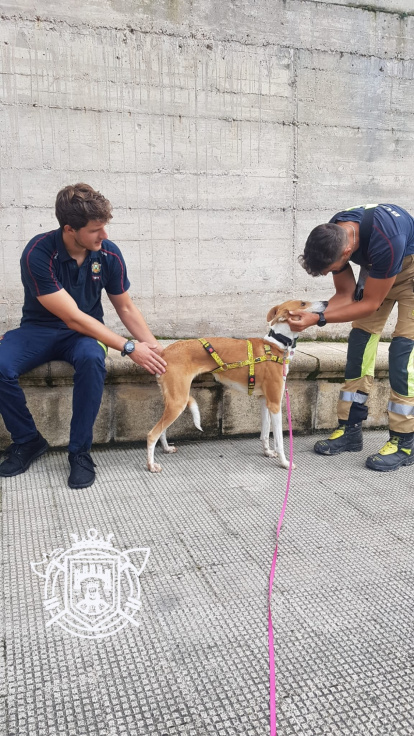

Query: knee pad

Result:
[389,337,414,397]
[345,328,380,380]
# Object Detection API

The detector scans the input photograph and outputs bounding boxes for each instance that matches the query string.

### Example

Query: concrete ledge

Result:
[0,340,391,449]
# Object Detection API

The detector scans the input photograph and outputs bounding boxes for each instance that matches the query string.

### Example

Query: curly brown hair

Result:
[299,223,347,276]
[55,183,113,229]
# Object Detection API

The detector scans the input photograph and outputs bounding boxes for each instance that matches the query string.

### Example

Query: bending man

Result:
[288,203,414,472]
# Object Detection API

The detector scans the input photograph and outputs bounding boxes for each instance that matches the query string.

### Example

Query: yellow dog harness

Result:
[198,338,288,395]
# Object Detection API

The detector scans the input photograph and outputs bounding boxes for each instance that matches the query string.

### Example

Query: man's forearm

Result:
[327,292,354,310]
[325,299,377,324]
[66,311,126,352]
[37,289,167,372]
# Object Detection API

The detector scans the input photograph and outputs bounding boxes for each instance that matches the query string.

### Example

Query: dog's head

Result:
[267,300,311,325]
[267,300,329,327]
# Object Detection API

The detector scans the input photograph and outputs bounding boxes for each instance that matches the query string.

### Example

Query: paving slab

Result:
[1,431,413,736]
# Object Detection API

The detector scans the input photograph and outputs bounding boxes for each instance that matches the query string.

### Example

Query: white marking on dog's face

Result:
[307,300,329,314]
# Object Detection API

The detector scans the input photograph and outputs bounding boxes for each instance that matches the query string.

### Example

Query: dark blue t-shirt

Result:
[329,204,414,279]
[20,228,130,326]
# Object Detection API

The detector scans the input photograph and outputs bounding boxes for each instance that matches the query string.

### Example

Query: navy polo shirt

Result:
[20,228,130,326]
[330,204,414,279]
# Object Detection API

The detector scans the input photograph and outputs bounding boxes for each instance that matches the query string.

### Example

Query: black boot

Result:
[366,432,414,472]
[314,423,363,456]
[0,432,49,477]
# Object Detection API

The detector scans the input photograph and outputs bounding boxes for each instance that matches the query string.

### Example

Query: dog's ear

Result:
[266,306,279,323]
[275,308,290,323]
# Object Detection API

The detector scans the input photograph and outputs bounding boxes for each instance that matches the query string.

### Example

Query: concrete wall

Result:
[1,0,414,338]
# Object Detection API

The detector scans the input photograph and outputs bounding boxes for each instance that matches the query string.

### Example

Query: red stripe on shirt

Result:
[26,231,59,296]
[48,250,61,291]
[101,248,126,292]
[371,225,395,278]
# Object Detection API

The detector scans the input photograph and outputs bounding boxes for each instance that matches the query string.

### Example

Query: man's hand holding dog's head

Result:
[287,310,319,332]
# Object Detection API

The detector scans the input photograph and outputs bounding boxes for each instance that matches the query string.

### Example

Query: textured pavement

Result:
[1,431,414,736]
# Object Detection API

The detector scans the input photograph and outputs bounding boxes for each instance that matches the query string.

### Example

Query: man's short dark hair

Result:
[55,183,113,229]
[299,223,347,276]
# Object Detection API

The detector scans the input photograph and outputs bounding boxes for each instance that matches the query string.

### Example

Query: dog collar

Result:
[267,330,297,349]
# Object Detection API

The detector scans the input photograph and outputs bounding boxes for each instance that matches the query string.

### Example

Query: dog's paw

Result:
[163,445,177,454]
[280,460,296,470]
[264,450,296,470]
[147,463,163,473]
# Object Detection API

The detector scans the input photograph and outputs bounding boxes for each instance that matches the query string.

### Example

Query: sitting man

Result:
[287,203,414,472]
[0,183,166,488]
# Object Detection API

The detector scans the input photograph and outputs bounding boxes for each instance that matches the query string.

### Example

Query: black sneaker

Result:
[68,452,96,489]
[0,433,49,477]
[366,435,414,472]
[314,423,363,455]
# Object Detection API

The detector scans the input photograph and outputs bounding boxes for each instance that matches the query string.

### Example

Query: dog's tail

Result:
[187,396,203,431]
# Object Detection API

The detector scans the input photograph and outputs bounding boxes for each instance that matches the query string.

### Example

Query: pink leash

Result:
[268,358,294,736]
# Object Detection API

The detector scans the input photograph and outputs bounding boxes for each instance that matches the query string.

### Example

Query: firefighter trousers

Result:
[338,254,414,433]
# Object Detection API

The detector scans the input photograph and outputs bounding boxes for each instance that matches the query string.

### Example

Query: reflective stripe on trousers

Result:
[339,391,368,404]
[388,401,414,416]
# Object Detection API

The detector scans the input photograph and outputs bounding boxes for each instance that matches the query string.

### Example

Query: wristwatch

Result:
[316,313,327,327]
[121,340,135,356]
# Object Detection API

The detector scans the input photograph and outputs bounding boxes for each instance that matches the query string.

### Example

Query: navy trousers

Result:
[0,325,107,454]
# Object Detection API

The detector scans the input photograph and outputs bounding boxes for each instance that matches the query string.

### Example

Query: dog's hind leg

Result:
[158,395,202,458]
[148,406,185,473]
[147,374,193,473]
[159,431,177,454]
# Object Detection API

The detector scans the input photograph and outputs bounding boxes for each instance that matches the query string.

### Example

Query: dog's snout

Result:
[308,300,328,314]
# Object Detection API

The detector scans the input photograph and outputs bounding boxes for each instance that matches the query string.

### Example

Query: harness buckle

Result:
[220,364,229,372]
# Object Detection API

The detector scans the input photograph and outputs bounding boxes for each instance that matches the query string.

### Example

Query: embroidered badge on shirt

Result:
[91,261,101,281]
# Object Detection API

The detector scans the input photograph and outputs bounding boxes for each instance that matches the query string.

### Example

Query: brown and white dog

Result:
[147,300,327,473]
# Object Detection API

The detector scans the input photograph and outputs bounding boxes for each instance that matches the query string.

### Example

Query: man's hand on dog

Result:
[287,310,319,332]
[130,342,167,374]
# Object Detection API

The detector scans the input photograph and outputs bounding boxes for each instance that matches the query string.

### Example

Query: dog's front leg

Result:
[270,411,295,469]
[261,398,293,468]
[260,397,273,457]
